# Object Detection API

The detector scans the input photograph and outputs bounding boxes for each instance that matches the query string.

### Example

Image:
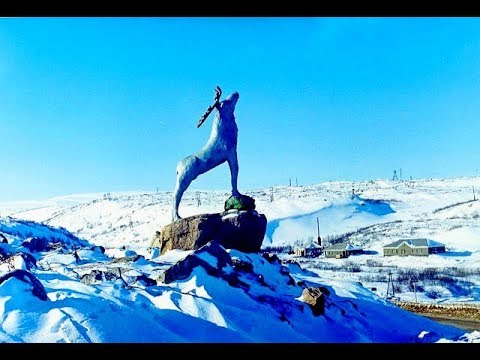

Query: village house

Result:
[383,238,445,257]
[294,241,323,258]
[324,241,364,259]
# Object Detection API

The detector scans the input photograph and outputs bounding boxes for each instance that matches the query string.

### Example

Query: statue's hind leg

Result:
[172,156,198,221]
[172,175,184,221]
[228,153,241,197]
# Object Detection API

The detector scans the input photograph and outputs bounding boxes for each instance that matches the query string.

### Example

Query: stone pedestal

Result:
[151,209,267,255]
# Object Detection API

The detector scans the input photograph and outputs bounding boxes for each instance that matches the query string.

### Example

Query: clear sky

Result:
[1,17,480,201]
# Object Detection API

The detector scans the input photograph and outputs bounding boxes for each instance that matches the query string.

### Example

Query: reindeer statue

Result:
[172,86,244,220]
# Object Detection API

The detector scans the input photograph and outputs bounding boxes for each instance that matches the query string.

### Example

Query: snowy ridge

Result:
[2,177,479,250]
[1,176,480,342]
[0,217,88,249]
[0,222,472,342]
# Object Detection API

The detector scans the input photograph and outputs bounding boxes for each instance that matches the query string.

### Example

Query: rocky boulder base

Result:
[302,287,326,316]
[151,209,267,255]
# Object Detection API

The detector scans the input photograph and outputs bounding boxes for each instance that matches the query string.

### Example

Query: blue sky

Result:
[1,17,480,201]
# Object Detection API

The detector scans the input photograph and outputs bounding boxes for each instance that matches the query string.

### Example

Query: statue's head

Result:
[219,91,239,112]
[197,86,239,128]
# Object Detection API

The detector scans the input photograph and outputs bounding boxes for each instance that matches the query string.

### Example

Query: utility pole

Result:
[392,170,398,181]
[295,177,298,187]
[316,217,321,246]
[289,178,291,187]
[474,186,476,201]
[386,270,395,299]
[74,251,80,264]
[410,275,418,303]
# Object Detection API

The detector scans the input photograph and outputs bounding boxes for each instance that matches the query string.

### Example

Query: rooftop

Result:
[325,241,362,251]
[383,238,445,249]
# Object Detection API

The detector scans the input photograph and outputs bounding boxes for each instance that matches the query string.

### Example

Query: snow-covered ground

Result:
[0,216,474,343]
[1,176,480,342]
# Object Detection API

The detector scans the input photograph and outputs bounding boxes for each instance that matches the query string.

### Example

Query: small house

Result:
[324,241,363,259]
[383,238,445,257]
[294,241,323,258]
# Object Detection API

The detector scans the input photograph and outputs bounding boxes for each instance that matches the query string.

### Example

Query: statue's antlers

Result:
[197,86,222,128]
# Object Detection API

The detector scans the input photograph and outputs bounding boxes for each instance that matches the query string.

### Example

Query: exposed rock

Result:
[0,246,7,260]
[231,257,254,273]
[318,286,331,297]
[151,210,267,255]
[155,241,331,320]
[80,270,103,285]
[112,255,143,263]
[0,270,48,301]
[22,237,48,252]
[284,259,301,266]
[135,274,157,287]
[225,275,250,290]
[218,210,267,253]
[157,240,298,295]
[152,214,223,255]
[257,274,267,287]
[48,242,65,252]
[262,252,280,264]
[90,246,105,253]
[158,241,231,284]
[104,268,123,281]
[224,194,256,211]
[0,251,37,270]
[302,287,326,316]
[0,233,8,244]
[80,268,124,285]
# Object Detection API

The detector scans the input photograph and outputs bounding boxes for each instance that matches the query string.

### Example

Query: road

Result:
[422,314,480,332]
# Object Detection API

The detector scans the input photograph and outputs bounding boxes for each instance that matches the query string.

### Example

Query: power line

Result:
[316,216,321,246]
[386,270,395,299]
[392,170,398,181]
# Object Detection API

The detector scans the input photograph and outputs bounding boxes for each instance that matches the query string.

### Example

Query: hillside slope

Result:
[0,217,474,342]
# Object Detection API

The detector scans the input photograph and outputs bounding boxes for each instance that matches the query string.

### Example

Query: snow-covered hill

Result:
[1,176,480,342]
[0,216,474,342]
[2,177,479,254]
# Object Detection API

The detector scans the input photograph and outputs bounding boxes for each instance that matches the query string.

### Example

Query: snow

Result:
[426,239,446,248]
[345,243,362,251]
[1,176,480,342]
